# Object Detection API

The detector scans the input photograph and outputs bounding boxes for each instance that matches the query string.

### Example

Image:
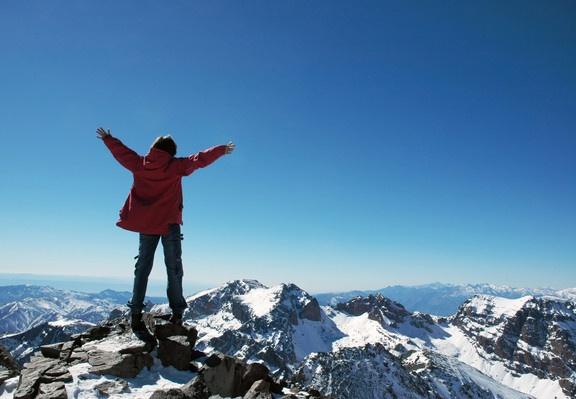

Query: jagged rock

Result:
[68,349,88,365]
[88,350,152,378]
[118,341,150,355]
[36,381,67,399]
[201,353,246,397]
[94,378,130,396]
[157,335,193,371]
[39,343,64,359]
[336,294,410,326]
[299,298,321,322]
[39,364,72,383]
[243,379,272,399]
[82,325,112,341]
[154,321,198,346]
[14,357,60,399]
[452,295,576,397]
[240,362,270,394]
[58,339,81,363]
[181,375,210,399]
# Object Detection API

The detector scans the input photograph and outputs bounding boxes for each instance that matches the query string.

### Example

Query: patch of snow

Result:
[467,295,532,318]
[292,318,338,361]
[238,286,282,317]
[48,318,92,328]
[66,357,194,399]
[328,308,408,352]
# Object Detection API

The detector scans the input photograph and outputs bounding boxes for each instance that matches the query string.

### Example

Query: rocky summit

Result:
[2,313,329,399]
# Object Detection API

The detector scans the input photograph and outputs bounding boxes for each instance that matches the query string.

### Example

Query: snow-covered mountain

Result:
[0,319,95,364]
[315,282,576,316]
[153,279,343,379]
[2,280,575,398]
[0,285,163,336]
[150,280,572,398]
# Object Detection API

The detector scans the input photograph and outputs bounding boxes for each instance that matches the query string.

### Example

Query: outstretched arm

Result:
[97,127,141,172]
[180,141,235,176]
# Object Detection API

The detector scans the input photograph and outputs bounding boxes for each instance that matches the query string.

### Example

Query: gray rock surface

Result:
[94,378,130,396]
[202,353,246,398]
[157,335,192,371]
[88,350,153,378]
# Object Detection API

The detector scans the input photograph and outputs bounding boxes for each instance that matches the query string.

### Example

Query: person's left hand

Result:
[225,141,236,154]
[96,127,112,140]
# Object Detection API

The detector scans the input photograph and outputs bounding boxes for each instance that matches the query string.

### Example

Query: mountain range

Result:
[315,282,576,316]
[0,285,164,336]
[0,280,575,398]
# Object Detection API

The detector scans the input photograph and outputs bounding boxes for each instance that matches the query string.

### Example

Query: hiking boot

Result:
[131,312,147,333]
[169,313,183,325]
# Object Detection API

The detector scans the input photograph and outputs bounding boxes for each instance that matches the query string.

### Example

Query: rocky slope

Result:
[447,295,576,398]
[1,315,328,399]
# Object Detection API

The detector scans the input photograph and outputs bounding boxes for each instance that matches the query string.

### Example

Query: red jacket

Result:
[103,135,227,235]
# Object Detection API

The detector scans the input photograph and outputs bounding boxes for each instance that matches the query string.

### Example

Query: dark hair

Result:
[151,135,177,156]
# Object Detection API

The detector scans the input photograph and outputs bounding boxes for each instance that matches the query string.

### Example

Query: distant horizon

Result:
[0,272,572,297]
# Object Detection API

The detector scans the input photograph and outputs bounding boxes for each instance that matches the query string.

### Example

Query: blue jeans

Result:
[127,224,187,315]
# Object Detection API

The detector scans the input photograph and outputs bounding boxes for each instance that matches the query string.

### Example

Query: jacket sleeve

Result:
[103,136,142,172]
[178,145,227,176]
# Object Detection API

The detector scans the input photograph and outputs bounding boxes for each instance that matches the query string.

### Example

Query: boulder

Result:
[36,381,67,399]
[157,335,192,371]
[14,358,60,399]
[119,341,151,355]
[68,349,88,365]
[59,339,81,363]
[88,350,153,378]
[39,343,64,359]
[240,362,270,394]
[40,365,72,383]
[154,321,198,346]
[201,353,246,397]
[94,378,130,396]
[83,325,112,341]
[181,375,210,399]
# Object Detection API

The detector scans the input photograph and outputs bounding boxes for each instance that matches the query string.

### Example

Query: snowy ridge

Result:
[2,280,575,398]
[316,282,576,316]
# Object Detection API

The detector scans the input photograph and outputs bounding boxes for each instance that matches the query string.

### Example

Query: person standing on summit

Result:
[97,127,235,332]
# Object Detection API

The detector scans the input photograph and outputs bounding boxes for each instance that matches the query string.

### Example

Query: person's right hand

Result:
[96,127,112,140]
[225,141,236,154]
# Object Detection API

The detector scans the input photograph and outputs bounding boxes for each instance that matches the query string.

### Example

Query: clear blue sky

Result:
[1,1,574,293]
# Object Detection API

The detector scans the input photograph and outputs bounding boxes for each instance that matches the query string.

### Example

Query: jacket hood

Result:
[143,147,174,169]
